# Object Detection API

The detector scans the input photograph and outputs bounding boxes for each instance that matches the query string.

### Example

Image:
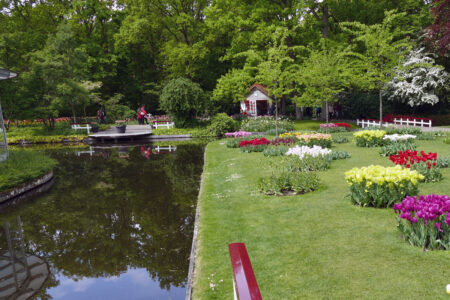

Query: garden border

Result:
[0,171,54,203]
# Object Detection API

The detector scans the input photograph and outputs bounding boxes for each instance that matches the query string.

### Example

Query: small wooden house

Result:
[241,84,272,116]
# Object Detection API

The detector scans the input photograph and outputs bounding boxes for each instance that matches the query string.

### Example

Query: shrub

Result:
[207,113,238,137]
[105,104,136,123]
[379,141,417,157]
[263,146,289,157]
[444,138,450,144]
[332,135,349,144]
[258,171,320,195]
[265,128,288,135]
[393,195,450,250]
[329,150,351,160]
[0,151,58,192]
[240,118,295,132]
[353,130,386,147]
[295,133,332,148]
[160,77,206,127]
[345,165,423,208]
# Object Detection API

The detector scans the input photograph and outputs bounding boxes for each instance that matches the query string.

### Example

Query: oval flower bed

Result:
[345,165,424,208]
[295,133,332,148]
[353,130,386,147]
[393,194,450,250]
[389,150,442,182]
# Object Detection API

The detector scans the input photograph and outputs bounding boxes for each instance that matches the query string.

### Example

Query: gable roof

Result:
[248,83,268,96]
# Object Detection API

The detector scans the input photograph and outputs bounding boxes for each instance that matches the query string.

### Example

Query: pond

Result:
[0,142,206,299]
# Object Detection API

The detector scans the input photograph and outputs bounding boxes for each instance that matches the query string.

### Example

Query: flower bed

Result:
[389,150,442,182]
[383,134,416,142]
[393,194,450,250]
[345,165,423,208]
[353,130,386,147]
[295,133,332,148]
[239,138,271,152]
[379,141,417,157]
[271,138,296,146]
[286,145,331,159]
[258,171,320,196]
[225,131,252,138]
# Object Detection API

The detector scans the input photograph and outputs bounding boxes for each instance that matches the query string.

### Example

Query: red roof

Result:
[249,83,268,96]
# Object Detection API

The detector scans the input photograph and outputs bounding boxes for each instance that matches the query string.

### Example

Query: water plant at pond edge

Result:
[258,171,320,196]
[345,165,423,208]
[354,130,386,147]
[389,150,442,182]
[393,195,450,250]
[0,150,57,192]
[379,141,417,157]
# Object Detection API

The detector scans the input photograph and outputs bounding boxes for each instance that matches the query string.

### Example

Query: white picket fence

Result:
[393,118,432,128]
[154,145,177,153]
[356,119,390,128]
[152,122,174,129]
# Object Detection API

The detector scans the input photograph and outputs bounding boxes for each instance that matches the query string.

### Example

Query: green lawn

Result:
[0,150,57,192]
[293,120,358,131]
[192,133,450,299]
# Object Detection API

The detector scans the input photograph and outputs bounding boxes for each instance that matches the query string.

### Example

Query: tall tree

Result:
[342,11,412,123]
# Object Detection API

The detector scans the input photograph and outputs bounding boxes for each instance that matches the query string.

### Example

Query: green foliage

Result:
[410,163,443,182]
[283,155,331,172]
[265,128,288,136]
[257,171,320,196]
[262,146,289,157]
[397,217,450,251]
[379,141,417,157]
[436,157,450,168]
[329,150,351,160]
[318,127,347,133]
[0,150,57,192]
[240,118,294,132]
[240,145,268,153]
[445,138,450,144]
[384,127,422,135]
[159,78,206,128]
[106,104,136,122]
[206,113,238,137]
[332,135,349,144]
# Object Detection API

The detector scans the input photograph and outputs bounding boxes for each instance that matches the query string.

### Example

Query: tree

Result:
[384,48,449,107]
[295,45,350,129]
[342,11,412,123]
[426,0,450,56]
[159,78,206,127]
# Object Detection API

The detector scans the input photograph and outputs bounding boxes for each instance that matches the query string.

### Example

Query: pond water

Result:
[0,142,205,299]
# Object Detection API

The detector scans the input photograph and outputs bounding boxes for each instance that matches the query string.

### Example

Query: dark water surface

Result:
[0,143,205,299]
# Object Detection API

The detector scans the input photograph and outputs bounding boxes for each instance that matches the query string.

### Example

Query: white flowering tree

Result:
[384,48,449,107]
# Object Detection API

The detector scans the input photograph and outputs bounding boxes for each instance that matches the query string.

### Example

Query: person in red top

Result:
[140,105,148,124]
[137,107,143,125]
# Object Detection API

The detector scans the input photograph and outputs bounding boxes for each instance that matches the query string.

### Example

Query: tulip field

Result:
[193,131,450,299]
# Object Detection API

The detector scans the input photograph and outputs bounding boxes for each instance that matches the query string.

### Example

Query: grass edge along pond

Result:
[192,136,450,299]
[0,150,57,193]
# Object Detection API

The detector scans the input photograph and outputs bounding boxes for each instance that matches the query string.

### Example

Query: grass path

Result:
[192,134,450,299]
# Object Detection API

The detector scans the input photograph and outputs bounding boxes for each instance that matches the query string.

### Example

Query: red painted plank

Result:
[228,243,263,300]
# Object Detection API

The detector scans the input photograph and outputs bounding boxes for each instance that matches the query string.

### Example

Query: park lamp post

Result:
[0,67,18,162]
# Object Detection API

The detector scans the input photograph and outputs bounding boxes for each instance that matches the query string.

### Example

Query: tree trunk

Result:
[322,4,330,38]
[325,101,329,134]
[72,106,77,124]
[275,100,278,137]
[294,103,302,120]
[281,96,286,115]
[379,89,383,127]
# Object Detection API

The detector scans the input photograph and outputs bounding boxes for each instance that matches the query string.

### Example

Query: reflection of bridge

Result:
[75,145,178,157]
[0,218,49,299]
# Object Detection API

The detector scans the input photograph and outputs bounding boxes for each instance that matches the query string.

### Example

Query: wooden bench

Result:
[71,124,91,134]
[229,243,262,300]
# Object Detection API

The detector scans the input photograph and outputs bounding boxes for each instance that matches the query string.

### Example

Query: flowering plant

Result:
[271,138,296,146]
[225,131,252,138]
[320,123,337,128]
[393,194,450,250]
[295,133,332,148]
[345,165,423,207]
[335,122,351,128]
[390,150,441,182]
[353,130,386,147]
[239,138,271,147]
[383,134,416,142]
[286,145,331,159]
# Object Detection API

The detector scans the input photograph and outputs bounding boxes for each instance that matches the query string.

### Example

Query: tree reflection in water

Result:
[0,143,205,299]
